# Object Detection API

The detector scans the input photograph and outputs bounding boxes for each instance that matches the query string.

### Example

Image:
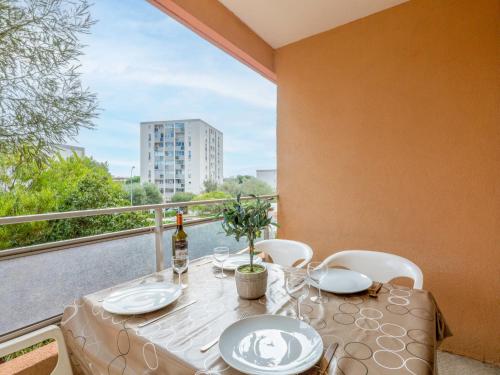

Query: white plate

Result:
[213,254,263,271]
[102,282,182,315]
[219,315,323,375]
[311,268,372,294]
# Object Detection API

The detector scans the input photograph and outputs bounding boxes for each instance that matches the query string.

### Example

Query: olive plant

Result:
[219,195,277,272]
[0,0,98,164]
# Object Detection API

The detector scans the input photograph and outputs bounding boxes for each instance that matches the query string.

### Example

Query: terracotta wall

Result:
[275,0,499,364]
[0,342,57,374]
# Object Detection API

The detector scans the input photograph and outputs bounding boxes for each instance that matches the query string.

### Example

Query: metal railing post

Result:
[154,208,165,271]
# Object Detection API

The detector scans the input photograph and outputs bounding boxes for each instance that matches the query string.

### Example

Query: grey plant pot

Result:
[235,264,268,300]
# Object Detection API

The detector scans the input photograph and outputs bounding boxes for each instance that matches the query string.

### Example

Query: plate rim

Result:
[312,268,372,294]
[102,281,182,315]
[218,314,323,375]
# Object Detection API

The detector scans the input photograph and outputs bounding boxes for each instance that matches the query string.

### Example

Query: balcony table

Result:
[61,256,450,374]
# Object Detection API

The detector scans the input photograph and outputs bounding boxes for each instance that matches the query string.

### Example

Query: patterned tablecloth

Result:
[61,256,450,375]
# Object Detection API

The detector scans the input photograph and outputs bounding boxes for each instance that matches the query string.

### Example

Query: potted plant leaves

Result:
[219,195,277,299]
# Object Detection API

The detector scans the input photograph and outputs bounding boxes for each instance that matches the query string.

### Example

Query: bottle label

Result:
[174,239,188,258]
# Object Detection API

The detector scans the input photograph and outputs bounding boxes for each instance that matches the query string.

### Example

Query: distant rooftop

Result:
[55,144,85,152]
[140,119,209,125]
[54,144,85,158]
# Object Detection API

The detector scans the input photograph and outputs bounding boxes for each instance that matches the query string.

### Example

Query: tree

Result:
[170,191,195,213]
[191,191,231,217]
[171,192,196,203]
[143,183,163,204]
[203,179,218,193]
[122,183,146,206]
[0,0,98,163]
[122,182,163,206]
[220,195,276,272]
[125,176,140,184]
[0,154,149,250]
[220,176,274,197]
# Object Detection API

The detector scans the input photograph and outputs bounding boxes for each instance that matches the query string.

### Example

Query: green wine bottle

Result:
[172,209,188,272]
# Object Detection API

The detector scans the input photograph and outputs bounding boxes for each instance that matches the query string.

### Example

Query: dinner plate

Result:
[219,315,323,375]
[311,268,372,294]
[102,282,182,315]
[213,254,263,271]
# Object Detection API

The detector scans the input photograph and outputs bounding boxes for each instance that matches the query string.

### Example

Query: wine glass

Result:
[307,262,329,303]
[213,246,229,279]
[172,256,188,289]
[285,270,310,321]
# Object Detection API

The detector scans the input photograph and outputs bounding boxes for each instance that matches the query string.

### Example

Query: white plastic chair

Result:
[240,239,313,268]
[320,250,423,289]
[0,325,73,375]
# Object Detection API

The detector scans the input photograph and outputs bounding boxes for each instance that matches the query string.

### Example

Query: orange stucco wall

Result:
[0,342,57,375]
[276,0,499,364]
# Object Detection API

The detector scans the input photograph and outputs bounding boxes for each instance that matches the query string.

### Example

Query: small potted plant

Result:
[220,195,277,299]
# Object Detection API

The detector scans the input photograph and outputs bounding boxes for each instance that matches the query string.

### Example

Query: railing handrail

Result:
[0,216,226,261]
[0,194,277,225]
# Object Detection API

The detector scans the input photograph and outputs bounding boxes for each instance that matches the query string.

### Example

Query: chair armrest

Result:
[0,325,72,374]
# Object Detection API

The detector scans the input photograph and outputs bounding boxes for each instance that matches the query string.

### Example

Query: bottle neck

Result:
[176,213,183,229]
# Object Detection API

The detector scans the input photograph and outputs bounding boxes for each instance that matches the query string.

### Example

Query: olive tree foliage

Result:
[219,176,274,197]
[170,192,196,203]
[170,191,196,214]
[191,191,231,217]
[203,179,218,193]
[122,182,163,206]
[219,195,277,272]
[0,0,98,162]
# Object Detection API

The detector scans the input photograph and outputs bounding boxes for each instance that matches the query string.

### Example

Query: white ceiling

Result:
[218,0,408,48]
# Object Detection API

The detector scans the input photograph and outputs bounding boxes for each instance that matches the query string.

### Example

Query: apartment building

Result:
[140,119,223,200]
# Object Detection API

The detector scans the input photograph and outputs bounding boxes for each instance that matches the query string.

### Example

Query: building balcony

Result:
[0,196,495,375]
[0,196,277,335]
[0,0,498,373]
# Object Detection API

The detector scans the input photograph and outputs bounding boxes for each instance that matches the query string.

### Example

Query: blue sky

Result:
[76,0,276,177]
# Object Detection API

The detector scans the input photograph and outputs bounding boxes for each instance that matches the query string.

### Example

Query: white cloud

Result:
[76,0,276,177]
[79,27,276,109]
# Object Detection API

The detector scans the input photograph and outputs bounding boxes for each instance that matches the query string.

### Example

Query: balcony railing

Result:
[0,195,277,344]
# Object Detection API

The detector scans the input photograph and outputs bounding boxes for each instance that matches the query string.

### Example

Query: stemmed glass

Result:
[172,256,189,289]
[307,262,329,304]
[213,246,229,279]
[285,270,310,322]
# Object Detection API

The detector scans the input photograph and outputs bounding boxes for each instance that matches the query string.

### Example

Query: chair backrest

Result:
[0,325,73,375]
[253,239,313,268]
[320,250,423,289]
